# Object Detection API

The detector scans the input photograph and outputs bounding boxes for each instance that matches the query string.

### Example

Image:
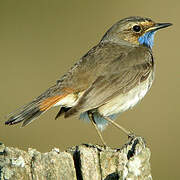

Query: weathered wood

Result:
[0,137,152,180]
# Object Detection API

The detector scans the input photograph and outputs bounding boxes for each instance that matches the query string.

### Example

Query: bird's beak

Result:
[155,23,173,30]
[148,22,173,32]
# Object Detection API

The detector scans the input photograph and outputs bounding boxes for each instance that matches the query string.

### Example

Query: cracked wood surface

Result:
[0,137,152,180]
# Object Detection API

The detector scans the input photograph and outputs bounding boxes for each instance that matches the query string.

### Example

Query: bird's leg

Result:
[88,112,107,147]
[103,116,135,138]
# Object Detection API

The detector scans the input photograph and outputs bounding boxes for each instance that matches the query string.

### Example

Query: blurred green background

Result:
[0,0,179,179]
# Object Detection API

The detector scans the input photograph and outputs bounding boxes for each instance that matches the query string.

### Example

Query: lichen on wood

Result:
[0,137,152,180]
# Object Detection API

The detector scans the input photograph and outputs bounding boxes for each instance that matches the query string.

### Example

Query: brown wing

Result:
[5,42,129,126]
[5,42,152,126]
[36,42,131,107]
[65,45,153,117]
[56,43,129,91]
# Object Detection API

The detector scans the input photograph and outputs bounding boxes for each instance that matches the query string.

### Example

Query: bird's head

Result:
[101,16,172,49]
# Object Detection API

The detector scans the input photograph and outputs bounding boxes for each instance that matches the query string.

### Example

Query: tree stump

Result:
[0,137,152,180]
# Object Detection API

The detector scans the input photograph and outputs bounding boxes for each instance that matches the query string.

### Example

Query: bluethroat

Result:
[5,16,172,146]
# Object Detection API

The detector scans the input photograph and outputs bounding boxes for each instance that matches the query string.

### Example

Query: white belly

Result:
[98,76,153,117]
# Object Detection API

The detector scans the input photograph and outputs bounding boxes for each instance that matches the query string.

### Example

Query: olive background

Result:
[0,0,179,179]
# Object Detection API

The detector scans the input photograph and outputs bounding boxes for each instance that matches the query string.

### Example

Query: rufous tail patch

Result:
[39,94,68,111]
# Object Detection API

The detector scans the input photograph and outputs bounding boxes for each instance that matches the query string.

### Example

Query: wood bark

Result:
[0,137,152,180]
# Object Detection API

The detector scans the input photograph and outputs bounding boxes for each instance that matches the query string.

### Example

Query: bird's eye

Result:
[133,25,141,32]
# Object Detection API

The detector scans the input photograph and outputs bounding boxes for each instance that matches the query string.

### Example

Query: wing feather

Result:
[65,46,153,117]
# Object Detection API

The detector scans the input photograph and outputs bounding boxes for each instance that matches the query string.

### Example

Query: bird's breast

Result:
[98,71,154,116]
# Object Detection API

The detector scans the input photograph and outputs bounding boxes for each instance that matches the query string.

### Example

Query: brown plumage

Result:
[5,16,172,136]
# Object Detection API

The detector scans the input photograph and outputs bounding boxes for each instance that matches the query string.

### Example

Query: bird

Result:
[5,16,172,146]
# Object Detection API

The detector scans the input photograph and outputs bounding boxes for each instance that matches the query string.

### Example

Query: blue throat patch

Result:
[138,31,156,49]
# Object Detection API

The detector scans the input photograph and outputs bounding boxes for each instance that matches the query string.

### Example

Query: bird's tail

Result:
[5,89,69,127]
[5,100,44,127]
